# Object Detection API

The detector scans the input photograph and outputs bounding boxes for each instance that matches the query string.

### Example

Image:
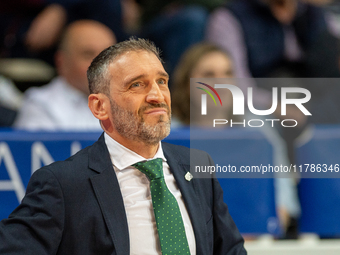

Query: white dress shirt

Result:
[104,133,196,255]
[14,77,101,131]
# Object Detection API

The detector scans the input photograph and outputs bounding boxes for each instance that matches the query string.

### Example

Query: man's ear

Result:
[88,93,110,120]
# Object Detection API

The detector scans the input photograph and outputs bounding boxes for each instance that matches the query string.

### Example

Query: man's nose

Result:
[146,82,165,103]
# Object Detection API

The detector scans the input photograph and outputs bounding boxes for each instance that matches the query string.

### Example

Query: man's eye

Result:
[131,82,141,88]
[158,79,166,85]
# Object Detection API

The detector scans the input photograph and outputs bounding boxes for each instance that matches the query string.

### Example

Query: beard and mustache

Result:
[109,98,171,145]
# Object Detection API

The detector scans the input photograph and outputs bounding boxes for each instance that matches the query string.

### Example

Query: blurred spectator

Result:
[171,43,301,236]
[0,0,125,66]
[206,0,337,79]
[14,20,116,131]
[0,75,23,127]
[172,43,234,126]
[135,0,225,77]
[206,0,340,165]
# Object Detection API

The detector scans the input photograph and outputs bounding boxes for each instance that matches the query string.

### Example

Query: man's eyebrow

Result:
[123,72,169,87]
[123,74,146,88]
[158,71,169,79]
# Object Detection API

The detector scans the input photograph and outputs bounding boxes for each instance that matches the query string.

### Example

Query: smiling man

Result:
[88,48,171,157]
[0,38,246,255]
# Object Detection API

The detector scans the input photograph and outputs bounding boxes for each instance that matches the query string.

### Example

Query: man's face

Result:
[107,50,171,145]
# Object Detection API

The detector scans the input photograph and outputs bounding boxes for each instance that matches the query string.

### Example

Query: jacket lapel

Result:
[88,134,129,255]
[163,143,209,255]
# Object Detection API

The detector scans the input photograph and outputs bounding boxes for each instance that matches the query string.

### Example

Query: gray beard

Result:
[110,98,171,145]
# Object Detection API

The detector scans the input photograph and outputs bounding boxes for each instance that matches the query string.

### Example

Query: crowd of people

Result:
[2,0,340,127]
[1,0,340,240]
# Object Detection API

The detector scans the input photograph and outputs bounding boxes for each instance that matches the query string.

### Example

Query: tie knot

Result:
[133,158,163,180]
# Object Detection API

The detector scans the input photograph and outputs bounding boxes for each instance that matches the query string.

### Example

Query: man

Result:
[0,38,246,254]
[14,20,116,130]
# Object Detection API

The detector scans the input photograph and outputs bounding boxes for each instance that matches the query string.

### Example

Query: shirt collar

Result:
[104,132,166,171]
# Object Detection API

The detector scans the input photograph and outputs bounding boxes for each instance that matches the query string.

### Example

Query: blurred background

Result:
[1,0,340,254]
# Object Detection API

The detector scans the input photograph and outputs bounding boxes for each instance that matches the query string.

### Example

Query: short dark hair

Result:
[87,37,162,95]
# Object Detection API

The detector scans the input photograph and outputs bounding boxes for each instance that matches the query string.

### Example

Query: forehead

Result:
[108,50,166,83]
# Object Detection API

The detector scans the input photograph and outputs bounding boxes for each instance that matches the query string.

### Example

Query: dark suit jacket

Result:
[0,134,246,255]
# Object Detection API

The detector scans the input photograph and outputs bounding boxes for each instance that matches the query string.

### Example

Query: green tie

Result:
[133,158,190,254]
